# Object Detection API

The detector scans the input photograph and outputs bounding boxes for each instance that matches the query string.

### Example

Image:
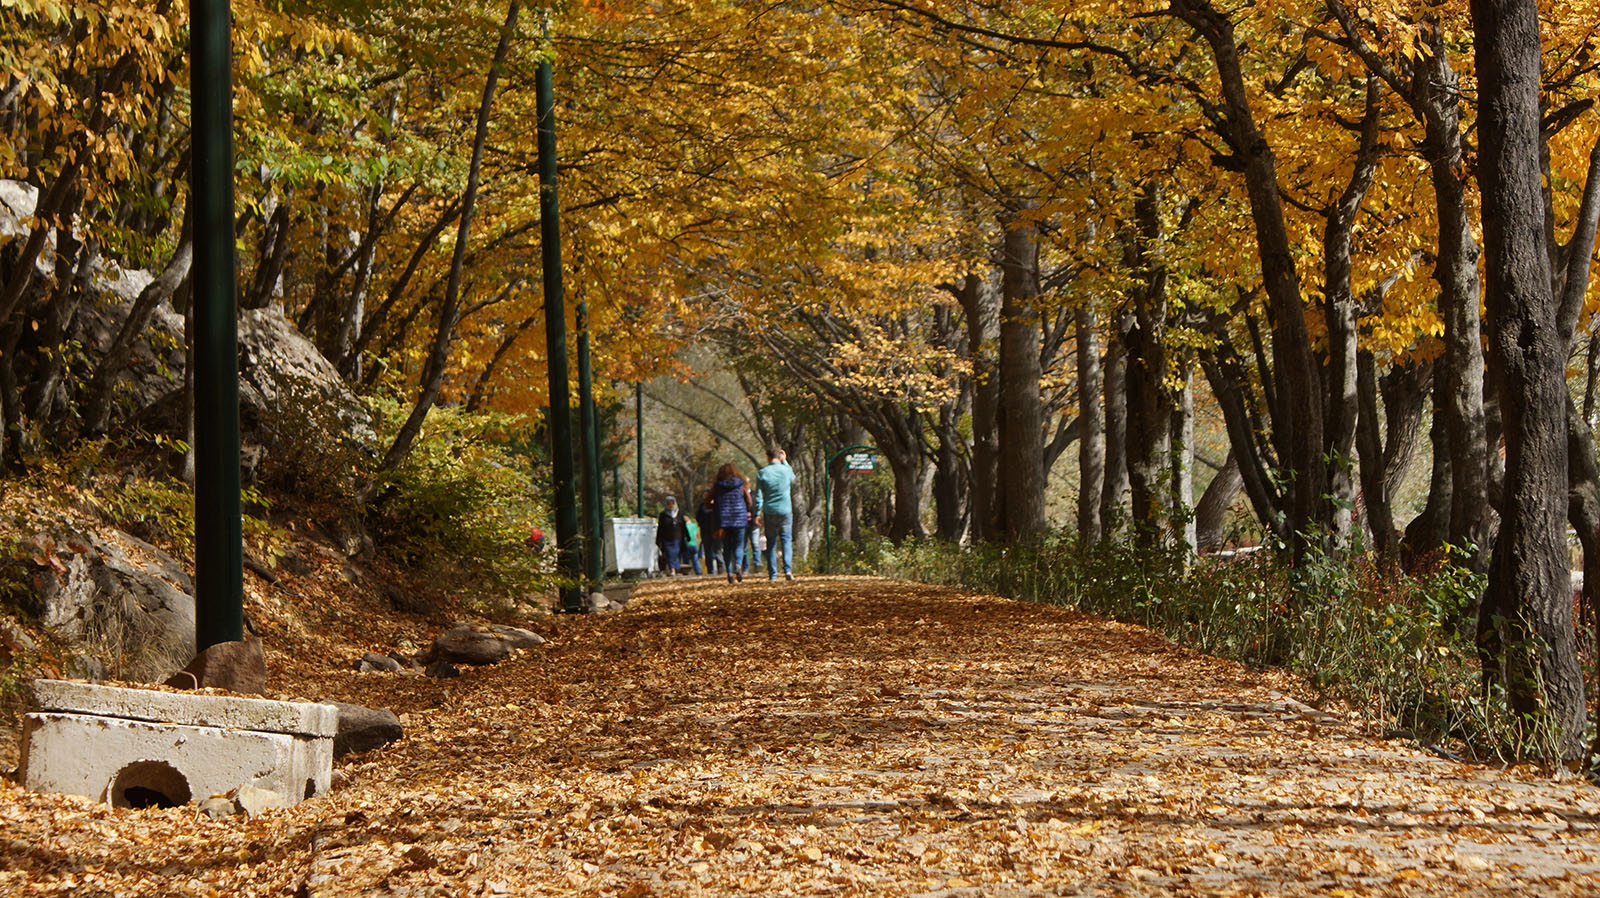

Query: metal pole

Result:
[635,382,644,517]
[823,444,876,575]
[537,45,583,613]
[575,297,604,586]
[823,450,831,574]
[191,0,244,650]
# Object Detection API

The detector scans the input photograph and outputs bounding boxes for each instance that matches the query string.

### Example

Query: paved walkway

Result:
[5,576,1600,895]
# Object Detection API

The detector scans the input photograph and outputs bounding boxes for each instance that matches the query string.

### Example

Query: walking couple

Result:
[709,448,796,583]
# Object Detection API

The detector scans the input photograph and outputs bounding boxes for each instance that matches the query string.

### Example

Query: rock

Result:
[64,653,105,682]
[165,637,266,695]
[0,619,38,656]
[424,660,459,679]
[232,785,282,817]
[355,652,402,673]
[588,592,615,613]
[387,650,422,672]
[12,528,196,682]
[425,624,512,666]
[237,305,374,446]
[276,549,311,576]
[487,625,545,649]
[197,795,238,820]
[328,702,404,757]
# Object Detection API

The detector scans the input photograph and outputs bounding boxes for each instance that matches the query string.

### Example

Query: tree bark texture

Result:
[1075,306,1105,544]
[1195,450,1242,553]
[998,215,1047,542]
[1101,315,1132,535]
[1471,0,1586,760]
[1124,187,1175,546]
[960,273,1001,543]
[1172,0,1325,557]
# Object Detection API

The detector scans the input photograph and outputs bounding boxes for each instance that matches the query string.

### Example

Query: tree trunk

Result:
[1101,314,1132,535]
[1322,78,1383,551]
[83,237,194,435]
[357,0,520,504]
[1124,186,1175,546]
[960,272,1000,542]
[24,228,97,425]
[1195,450,1242,552]
[997,214,1046,541]
[1171,367,1196,554]
[1075,306,1104,544]
[1471,0,1586,760]
[1355,352,1396,557]
[1416,43,1492,567]
[1173,0,1325,557]
[933,400,966,541]
[1198,328,1284,542]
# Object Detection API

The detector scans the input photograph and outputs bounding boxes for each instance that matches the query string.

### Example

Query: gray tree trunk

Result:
[1075,306,1104,544]
[998,215,1046,541]
[1471,0,1586,760]
[960,273,1001,542]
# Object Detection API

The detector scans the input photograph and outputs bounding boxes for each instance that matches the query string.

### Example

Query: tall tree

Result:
[1470,0,1586,759]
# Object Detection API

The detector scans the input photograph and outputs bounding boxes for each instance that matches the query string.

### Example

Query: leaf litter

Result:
[4,574,1600,896]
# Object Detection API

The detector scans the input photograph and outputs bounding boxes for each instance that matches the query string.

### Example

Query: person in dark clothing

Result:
[712,463,754,583]
[696,495,721,574]
[656,496,688,575]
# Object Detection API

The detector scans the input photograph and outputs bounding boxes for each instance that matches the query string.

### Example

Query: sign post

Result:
[823,444,876,574]
[191,0,244,650]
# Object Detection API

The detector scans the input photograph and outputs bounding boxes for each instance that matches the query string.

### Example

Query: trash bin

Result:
[604,517,658,575]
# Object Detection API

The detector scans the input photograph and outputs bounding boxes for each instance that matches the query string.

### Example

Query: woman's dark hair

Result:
[715,463,742,482]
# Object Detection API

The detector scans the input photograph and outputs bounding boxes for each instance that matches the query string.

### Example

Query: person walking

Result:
[712,463,754,583]
[695,494,720,573]
[755,447,796,581]
[684,515,702,575]
[656,496,687,575]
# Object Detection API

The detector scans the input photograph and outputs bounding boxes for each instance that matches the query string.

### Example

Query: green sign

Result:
[844,452,876,472]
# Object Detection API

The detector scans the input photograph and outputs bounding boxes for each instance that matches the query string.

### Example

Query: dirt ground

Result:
[5,575,1600,896]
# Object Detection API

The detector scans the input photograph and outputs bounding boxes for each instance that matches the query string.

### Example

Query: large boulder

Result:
[421,623,547,666]
[14,527,195,682]
[328,701,404,757]
[423,624,513,666]
[165,636,266,695]
[237,304,374,447]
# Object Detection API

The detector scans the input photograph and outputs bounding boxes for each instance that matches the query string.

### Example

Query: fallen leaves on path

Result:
[5,575,1600,896]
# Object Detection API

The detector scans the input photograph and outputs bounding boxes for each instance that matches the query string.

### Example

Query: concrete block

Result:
[19,679,337,809]
[28,679,337,736]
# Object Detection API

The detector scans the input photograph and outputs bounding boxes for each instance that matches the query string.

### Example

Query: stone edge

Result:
[27,679,339,737]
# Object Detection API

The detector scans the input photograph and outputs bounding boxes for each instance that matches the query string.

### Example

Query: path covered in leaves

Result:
[6,576,1600,896]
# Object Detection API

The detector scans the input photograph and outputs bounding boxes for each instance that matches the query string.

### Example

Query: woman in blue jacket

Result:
[711,463,754,583]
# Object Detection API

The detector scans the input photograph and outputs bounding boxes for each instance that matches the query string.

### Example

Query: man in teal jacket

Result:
[755,447,796,581]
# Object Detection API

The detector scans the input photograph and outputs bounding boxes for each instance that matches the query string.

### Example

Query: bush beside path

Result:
[4,576,1600,896]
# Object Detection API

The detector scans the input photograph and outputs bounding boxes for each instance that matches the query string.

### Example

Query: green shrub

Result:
[365,400,556,610]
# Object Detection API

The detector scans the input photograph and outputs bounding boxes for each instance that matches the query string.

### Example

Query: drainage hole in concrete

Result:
[110,760,192,809]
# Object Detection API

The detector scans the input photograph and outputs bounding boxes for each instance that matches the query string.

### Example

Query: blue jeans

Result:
[764,513,793,578]
[661,539,681,574]
[688,545,702,574]
[720,525,746,575]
